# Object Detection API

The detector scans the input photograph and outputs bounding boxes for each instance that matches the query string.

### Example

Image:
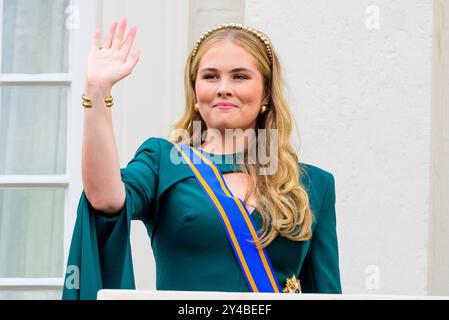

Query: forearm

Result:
[82,83,125,213]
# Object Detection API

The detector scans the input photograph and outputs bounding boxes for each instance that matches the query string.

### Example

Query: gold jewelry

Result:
[260,105,267,114]
[191,23,273,63]
[194,103,199,111]
[82,94,92,108]
[82,93,114,108]
[282,274,302,293]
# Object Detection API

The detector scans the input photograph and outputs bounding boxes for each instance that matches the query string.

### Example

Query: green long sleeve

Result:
[299,173,342,293]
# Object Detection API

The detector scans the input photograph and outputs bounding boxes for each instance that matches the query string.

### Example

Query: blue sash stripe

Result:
[173,143,282,293]
[187,147,282,292]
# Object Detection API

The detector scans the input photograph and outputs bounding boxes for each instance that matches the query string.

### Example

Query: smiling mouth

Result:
[214,104,237,110]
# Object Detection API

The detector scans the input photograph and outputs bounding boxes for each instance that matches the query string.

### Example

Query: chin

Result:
[207,120,240,131]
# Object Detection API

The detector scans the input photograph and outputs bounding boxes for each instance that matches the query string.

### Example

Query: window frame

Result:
[0,0,97,291]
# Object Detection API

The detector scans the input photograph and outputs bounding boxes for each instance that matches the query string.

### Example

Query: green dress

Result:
[62,137,341,300]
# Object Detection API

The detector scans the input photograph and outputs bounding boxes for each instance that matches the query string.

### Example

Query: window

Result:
[0,0,94,299]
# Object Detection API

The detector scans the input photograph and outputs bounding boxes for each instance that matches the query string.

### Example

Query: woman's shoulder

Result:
[134,136,177,159]
[135,137,335,191]
[298,162,335,216]
[138,137,334,178]
[139,136,173,149]
[299,162,334,185]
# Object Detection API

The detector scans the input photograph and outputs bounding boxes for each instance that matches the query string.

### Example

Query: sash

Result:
[174,143,282,293]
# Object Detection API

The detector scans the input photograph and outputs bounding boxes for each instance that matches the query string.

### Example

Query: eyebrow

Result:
[199,67,254,74]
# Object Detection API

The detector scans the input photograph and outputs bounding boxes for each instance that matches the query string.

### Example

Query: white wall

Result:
[244,0,433,295]
[98,0,442,295]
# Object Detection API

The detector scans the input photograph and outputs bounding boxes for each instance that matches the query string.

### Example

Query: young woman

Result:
[62,18,341,300]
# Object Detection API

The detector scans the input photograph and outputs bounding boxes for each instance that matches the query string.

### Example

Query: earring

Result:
[260,105,267,114]
[195,103,199,111]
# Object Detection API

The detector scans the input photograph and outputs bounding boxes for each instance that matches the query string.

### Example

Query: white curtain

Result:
[0,0,69,278]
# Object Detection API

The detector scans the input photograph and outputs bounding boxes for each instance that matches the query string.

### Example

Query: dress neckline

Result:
[195,148,260,218]
[196,148,245,157]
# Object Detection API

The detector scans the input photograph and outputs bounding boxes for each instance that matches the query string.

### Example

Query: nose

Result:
[216,79,232,97]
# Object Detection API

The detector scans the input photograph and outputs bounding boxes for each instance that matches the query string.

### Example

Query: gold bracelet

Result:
[82,93,114,108]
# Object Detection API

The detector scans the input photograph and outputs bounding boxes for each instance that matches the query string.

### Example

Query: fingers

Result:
[91,17,138,70]
[102,21,118,49]
[112,17,127,50]
[124,49,141,72]
[91,29,101,51]
[120,25,137,61]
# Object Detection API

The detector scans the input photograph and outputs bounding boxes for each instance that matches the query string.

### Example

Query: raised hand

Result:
[85,17,141,88]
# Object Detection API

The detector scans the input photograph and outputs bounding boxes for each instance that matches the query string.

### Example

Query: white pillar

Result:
[99,0,189,290]
[429,0,449,296]
[188,0,245,48]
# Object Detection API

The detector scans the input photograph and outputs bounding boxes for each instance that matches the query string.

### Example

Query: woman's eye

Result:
[202,74,248,80]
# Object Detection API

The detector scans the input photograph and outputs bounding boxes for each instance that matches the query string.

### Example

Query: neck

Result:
[200,129,254,155]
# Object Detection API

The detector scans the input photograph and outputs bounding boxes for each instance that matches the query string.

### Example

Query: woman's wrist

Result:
[83,82,114,110]
[84,82,112,99]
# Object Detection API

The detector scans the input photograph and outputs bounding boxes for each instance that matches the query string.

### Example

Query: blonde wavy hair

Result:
[168,26,313,248]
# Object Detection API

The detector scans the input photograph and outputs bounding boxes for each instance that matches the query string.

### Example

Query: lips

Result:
[214,102,237,110]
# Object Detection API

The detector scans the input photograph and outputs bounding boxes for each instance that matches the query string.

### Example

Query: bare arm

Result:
[82,84,125,214]
[82,18,141,214]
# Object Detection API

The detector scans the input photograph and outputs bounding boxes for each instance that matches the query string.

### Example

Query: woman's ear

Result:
[262,86,271,105]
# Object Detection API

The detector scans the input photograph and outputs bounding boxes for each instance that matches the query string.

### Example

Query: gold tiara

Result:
[191,23,273,63]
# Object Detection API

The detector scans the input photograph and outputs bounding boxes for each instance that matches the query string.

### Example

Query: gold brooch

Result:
[282,274,302,293]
